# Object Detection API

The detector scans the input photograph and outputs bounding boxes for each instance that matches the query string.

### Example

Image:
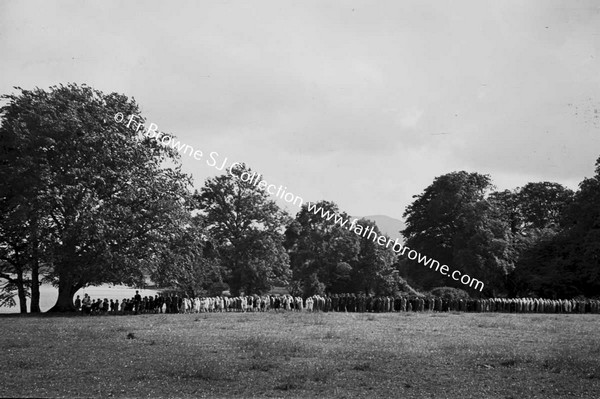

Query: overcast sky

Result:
[1,0,599,220]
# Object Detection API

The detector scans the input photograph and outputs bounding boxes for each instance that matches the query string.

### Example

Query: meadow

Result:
[1,311,599,398]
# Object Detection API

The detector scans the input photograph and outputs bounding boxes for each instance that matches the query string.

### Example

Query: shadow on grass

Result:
[0,312,82,319]
[352,362,372,371]
[166,361,234,382]
[303,312,329,325]
[12,359,39,370]
[477,345,600,379]
[539,349,600,378]
[240,336,309,361]
[1,340,32,350]
[274,364,335,391]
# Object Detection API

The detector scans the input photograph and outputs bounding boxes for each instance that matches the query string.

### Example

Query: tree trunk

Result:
[30,258,41,313]
[47,278,81,312]
[16,268,27,314]
[30,218,41,313]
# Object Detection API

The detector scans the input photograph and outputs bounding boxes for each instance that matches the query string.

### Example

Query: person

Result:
[147,296,154,313]
[74,295,82,312]
[91,299,100,315]
[171,294,179,313]
[82,294,92,315]
[164,295,171,314]
[134,290,142,314]
[126,298,134,314]
[155,294,164,313]
[400,296,407,312]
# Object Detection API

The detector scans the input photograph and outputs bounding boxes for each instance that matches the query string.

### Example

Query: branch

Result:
[0,273,17,283]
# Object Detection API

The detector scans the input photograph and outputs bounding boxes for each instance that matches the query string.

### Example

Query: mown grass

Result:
[1,312,600,398]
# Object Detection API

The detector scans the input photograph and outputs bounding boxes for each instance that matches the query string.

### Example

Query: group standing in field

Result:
[73,292,600,315]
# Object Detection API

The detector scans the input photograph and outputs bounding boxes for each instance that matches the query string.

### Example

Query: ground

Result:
[1,312,599,398]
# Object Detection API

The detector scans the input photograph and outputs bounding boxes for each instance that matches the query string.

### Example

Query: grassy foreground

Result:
[1,312,599,398]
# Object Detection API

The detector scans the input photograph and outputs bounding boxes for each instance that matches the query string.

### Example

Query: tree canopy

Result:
[402,170,580,297]
[285,201,360,296]
[401,171,510,295]
[196,163,291,295]
[511,159,600,298]
[285,201,409,296]
[0,84,195,311]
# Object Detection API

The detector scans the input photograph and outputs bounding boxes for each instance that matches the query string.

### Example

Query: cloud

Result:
[1,0,599,218]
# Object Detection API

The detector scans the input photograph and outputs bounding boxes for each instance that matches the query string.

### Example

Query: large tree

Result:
[196,163,291,295]
[285,201,360,296]
[286,202,416,296]
[489,182,574,296]
[402,171,511,295]
[351,218,400,295]
[512,159,600,297]
[150,215,224,297]
[0,84,193,312]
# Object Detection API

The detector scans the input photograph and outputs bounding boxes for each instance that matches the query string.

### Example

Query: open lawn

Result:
[1,312,599,398]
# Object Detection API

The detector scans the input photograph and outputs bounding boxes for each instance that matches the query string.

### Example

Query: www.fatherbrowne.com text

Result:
[115,111,485,292]
[306,203,484,292]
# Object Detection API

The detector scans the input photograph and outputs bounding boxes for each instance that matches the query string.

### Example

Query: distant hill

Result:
[352,215,405,241]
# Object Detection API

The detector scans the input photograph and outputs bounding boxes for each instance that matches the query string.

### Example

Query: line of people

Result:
[74,292,600,315]
[75,291,147,315]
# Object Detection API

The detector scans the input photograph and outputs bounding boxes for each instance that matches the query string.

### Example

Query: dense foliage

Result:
[429,286,471,301]
[196,163,291,296]
[401,172,512,296]
[0,84,196,311]
[285,201,410,296]
[1,83,597,312]
[401,170,582,298]
[510,160,600,298]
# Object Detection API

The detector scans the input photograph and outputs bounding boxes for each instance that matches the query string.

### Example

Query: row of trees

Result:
[401,169,599,298]
[1,84,597,312]
[0,84,412,313]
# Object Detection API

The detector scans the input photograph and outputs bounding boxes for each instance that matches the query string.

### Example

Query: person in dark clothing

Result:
[74,295,82,312]
[155,295,163,313]
[134,290,142,314]
[82,294,92,315]
[164,296,171,314]
[91,299,101,315]
[102,298,109,314]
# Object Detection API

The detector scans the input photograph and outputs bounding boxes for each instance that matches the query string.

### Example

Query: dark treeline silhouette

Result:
[401,168,600,299]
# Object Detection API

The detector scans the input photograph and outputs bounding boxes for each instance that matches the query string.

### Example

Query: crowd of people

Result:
[73,292,600,315]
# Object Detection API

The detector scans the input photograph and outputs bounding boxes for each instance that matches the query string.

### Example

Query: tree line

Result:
[400,172,594,298]
[1,84,597,313]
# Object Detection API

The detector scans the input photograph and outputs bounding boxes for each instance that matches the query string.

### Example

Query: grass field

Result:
[2,312,599,398]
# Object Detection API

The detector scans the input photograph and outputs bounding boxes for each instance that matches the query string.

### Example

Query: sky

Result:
[1,0,599,220]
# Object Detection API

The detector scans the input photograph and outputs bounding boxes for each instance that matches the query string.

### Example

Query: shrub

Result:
[429,286,470,300]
